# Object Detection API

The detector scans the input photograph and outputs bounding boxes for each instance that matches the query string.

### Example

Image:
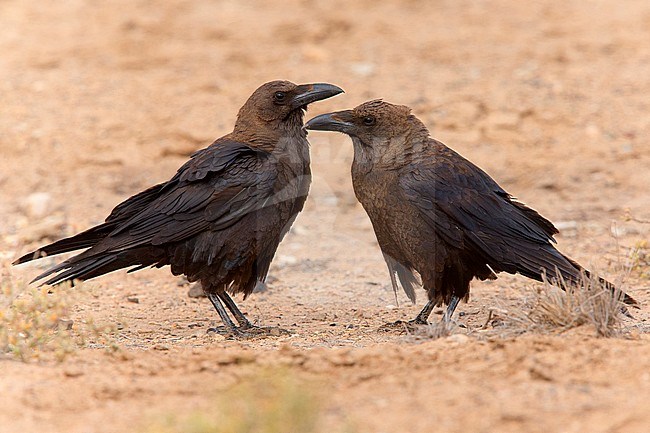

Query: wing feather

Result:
[28,139,277,284]
[400,141,568,279]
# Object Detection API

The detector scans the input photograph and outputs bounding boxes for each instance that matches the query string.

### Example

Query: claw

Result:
[207,324,291,339]
[378,319,426,333]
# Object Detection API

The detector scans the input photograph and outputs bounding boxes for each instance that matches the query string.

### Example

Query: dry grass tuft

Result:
[0,266,76,361]
[0,264,121,361]
[409,319,456,340]
[627,240,650,279]
[510,272,630,338]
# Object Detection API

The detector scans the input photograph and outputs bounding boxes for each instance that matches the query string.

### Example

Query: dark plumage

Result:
[14,80,343,337]
[305,100,637,324]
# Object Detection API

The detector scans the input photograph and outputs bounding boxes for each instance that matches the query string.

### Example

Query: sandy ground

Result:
[1,1,650,432]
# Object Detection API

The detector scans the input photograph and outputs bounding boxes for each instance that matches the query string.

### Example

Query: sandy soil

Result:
[1,1,650,432]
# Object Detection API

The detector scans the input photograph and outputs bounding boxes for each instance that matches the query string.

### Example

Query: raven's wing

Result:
[29,139,278,284]
[399,141,581,282]
[104,142,276,249]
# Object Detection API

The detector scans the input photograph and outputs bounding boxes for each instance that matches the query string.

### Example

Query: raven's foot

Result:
[206,325,230,335]
[242,325,292,338]
[206,292,291,339]
[207,324,291,339]
[378,317,465,335]
[378,319,428,334]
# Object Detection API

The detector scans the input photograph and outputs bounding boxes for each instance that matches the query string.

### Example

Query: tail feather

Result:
[37,255,118,286]
[14,181,169,266]
[561,255,638,307]
[515,246,638,307]
[13,223,116,265]
[31,247,164,286]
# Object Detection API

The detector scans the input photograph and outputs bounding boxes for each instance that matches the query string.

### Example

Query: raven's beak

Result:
[304,110,355,134]
[291,83,344,109]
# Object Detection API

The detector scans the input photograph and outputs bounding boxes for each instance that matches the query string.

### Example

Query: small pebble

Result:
[63,367,84,378]
[555,221,578,231]
[58,319,74,330]
[20,215,65,242]
[24,192,52,218]
[187,283,206,298]
[446,334,470,344]
[350,62,376,77]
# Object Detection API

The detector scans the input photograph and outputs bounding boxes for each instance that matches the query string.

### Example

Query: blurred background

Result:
[1,2,650,432]
[2,0,649,230]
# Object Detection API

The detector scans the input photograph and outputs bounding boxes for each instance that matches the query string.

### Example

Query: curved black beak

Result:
[304,110,355,134]
[291,83,344,110]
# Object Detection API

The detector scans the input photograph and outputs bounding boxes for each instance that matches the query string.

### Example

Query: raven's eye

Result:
[274,91,286,103]
[362,115,376,126]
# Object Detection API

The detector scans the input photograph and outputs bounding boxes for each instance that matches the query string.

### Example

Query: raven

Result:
[14,80,343,337]
[306,100,637,325]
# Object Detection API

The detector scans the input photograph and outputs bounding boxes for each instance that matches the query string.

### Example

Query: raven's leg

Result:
[209,291,291,338]
[207,292,241,336]
[412,300,436,324]
[379,300,434,332]
[443,295,461,323]
[379,296,463,333]
[218,292,254,329]
[410,295,460,324]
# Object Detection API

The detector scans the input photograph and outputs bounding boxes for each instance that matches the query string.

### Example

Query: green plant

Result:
[142,368,352,433]
[0,268,76,361]
[628,240,650,279]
